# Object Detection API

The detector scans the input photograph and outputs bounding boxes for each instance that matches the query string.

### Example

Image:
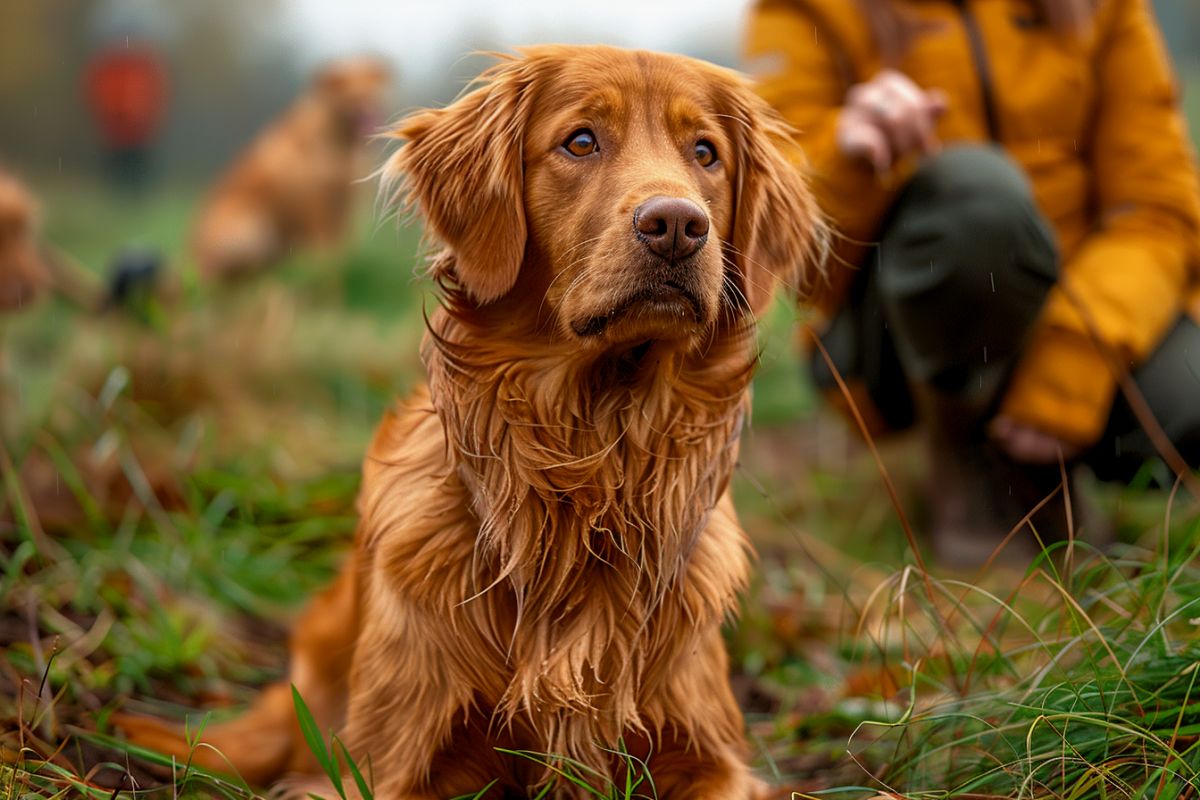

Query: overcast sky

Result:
[281,0,753,85]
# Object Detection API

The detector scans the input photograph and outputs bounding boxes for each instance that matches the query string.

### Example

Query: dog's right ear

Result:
[384,57,533,304]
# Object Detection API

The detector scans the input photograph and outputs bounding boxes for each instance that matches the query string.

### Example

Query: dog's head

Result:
[313,57,392,137]
[388,46,824,348]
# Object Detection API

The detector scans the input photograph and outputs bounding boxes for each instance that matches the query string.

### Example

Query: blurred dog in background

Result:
[0,171,52,313]
[192,57,390,281]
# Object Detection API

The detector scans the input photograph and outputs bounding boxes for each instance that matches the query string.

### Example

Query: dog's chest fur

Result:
[357,307,756,764]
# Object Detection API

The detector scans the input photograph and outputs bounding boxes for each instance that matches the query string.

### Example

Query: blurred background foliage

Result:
[6,0,1187,181]
[1,1,1199,798]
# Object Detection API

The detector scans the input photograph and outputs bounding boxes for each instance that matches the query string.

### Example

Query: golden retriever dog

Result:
[192,57,390,280]
[120,45,824,798]
[0,171,51,312]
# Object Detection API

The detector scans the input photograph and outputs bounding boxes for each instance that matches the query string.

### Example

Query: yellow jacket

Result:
[746,0,1200,445]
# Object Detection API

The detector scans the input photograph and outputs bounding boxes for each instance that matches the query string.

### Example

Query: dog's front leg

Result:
[334,594,490,799]
[645,633,768,800]
[646,733,769,800]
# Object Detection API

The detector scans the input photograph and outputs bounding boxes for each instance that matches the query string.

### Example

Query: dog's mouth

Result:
[570,280,703,339]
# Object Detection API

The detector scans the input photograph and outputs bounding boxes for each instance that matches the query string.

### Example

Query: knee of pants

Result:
[878,146,1058,305]
[905,145,1037,211]
[1134,317,1200,466]
[1089,317,1200,481]
[874,146,1059,388]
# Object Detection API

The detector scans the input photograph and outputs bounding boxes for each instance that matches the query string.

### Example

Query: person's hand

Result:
[990,415,1083,465]
[836,69,948,174]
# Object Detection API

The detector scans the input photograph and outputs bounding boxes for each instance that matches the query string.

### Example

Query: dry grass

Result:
[1,178,1198,799]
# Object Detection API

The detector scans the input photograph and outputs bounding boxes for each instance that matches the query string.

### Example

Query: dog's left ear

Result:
[718,75,827,315]
[383,57,533,304]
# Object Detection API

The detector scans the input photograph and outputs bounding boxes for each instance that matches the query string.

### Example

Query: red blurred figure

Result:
[84,42,168,193]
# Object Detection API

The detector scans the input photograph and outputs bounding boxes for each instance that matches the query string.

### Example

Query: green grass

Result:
[1,179,411,797]
[834,529,1200,798]
[2,130,1200,800]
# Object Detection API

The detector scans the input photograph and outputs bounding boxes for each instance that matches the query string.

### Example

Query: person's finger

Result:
[1015,428,1041,462]
[874,68,921,96]
[859,125,893,173]
[873,72,945,155]
[845,81,874,107]
[837,110,893,172]
[848,81,891,121]
[860,76,934,159]
[924,88,949,117]
[989,415,1016,441]
[1005,427,1038,463]
[1018,428,1061,464]
[844,71,945,167]
[992,416,1084,465]
[919,89,949,154]
[991,417,1038,462]
[879,77,939,155]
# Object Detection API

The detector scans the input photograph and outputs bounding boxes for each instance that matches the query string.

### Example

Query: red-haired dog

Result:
[0,171,50,312]
[122,46,824,798]
[192,57,390,280]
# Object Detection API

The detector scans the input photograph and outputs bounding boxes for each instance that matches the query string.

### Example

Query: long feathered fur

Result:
[118,45,824,799]
[349,296,759,784]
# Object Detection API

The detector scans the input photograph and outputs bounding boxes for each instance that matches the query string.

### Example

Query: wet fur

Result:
[119,46,824,798]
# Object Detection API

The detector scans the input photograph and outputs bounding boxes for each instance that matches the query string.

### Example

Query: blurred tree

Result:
[0,0,301,182]
[0,0,1195,184]
[155,0,302,180]
[0,0,93,176]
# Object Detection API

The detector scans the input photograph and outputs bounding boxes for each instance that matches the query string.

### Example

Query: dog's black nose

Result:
[634,196,709,262]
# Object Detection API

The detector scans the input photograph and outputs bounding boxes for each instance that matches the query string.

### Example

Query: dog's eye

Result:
[563,129,599,157]
[694,140,718,167]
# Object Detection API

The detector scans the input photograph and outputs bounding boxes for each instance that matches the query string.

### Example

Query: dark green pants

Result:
[813,146,1200,481]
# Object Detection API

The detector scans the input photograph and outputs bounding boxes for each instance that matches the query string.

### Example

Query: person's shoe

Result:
[926,435,1042,569]
[917,385,1100,570]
